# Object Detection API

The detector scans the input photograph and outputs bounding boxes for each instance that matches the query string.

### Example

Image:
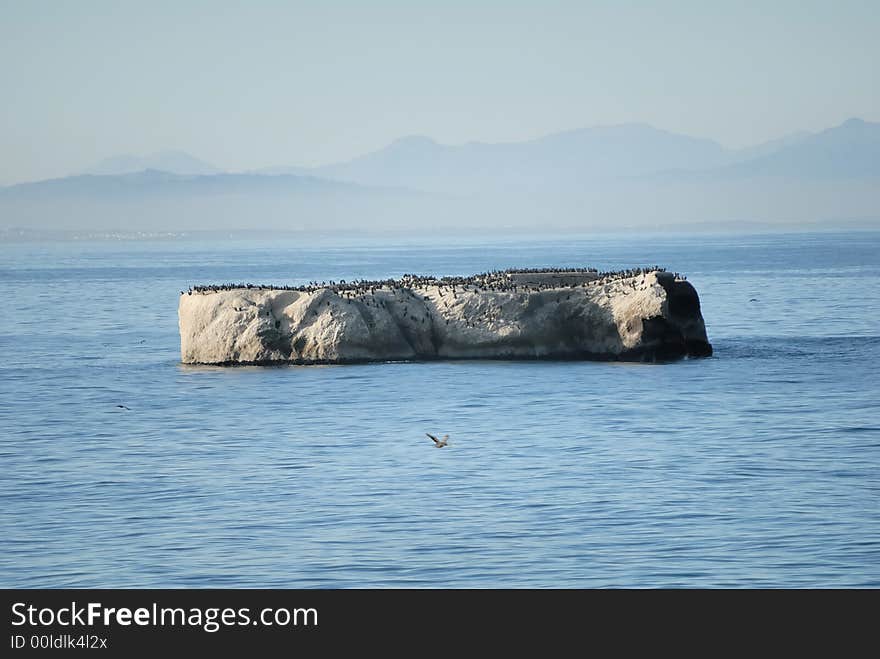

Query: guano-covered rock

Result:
[178,269,712,365]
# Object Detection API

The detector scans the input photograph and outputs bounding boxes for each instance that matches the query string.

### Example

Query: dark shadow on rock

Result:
[655,273,713,358]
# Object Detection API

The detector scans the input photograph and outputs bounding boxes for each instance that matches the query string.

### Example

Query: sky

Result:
[1,0,878,185]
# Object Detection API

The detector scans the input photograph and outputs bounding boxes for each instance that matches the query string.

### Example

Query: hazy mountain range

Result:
[84,150,222,177]
[2,118,878,235]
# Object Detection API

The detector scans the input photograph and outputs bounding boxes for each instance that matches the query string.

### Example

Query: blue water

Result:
[1,231,879,587]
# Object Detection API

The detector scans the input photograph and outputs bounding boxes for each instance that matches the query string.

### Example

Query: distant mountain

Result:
[728,130,813,162]
[2,119,878,235]
[64,118,880,192]
[309,124,732,193]
[248,165,313,176]
[0,170,426,232]
[84,150,221,176]
[270,119,879,191]
[709,118,880,179]
[5,169,369,198]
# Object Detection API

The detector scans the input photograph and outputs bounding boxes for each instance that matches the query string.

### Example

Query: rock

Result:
[178,269,712,364]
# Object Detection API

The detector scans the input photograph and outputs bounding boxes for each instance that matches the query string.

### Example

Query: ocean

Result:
[1,230,878,587]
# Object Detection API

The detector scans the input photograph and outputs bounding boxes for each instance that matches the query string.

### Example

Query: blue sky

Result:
[1,0,878,184]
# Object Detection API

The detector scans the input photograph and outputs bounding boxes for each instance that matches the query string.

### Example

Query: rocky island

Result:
[178,268,712,365]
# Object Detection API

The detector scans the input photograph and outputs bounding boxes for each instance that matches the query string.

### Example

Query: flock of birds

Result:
[179,266,686,336]
[182,266,680,297]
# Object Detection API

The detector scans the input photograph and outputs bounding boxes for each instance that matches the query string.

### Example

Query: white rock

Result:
[178,271,712,364]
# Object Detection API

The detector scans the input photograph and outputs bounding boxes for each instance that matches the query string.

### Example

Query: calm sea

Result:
[1,231,878,587]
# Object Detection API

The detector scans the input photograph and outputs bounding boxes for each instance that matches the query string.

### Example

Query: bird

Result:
[426,433,449,448]
[116,404,130,411]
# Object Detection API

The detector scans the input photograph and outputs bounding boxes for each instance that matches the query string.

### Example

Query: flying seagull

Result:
[426,433,449,448]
